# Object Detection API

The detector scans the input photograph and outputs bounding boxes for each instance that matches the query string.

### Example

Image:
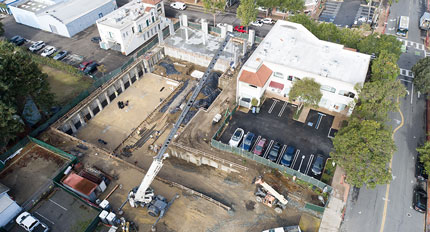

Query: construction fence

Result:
[187,21,261,42]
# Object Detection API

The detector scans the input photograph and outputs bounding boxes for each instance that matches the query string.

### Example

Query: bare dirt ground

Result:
[0,143,69,204]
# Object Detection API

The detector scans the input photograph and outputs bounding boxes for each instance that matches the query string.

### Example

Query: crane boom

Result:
[129,33,232,206]
[255,177,288,205]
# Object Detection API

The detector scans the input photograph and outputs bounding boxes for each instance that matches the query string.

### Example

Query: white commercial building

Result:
[236,20,371,116]
[96,0,169,56]
[9,0,117,38]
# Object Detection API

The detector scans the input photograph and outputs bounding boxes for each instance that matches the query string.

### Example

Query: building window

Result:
[287,75,293,81]
[152,16,155,23]
[273,72,284,79]
[132,26,135,34]
[138,25,142,32]
[109,32,113,38]
[98,13,103,18]
[123,33,126,37]
[158,24,161,30]
[147,32,150,38]
[338,90,355,98]
[146,19,150,27]
[320,85,336,93]
[249,84,257,88]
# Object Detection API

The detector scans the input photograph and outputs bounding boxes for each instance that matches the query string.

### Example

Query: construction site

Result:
[1,16,333,232]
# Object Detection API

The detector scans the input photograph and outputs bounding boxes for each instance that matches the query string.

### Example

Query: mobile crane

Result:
[254,176,289,214]
[124,33,233,230]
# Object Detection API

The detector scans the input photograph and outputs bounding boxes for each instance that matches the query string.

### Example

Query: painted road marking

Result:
[291,149,300,168]
[379,96,404,232]
[49,199,68,211]
[397,38,425,51]
[316,113,326,130]
[278,102,288,117]
[35,212,55,225]
[268,100,278,114]
[277,145,287,164]
[263,140,274,159]
[305,154,314,175]
[399,68,414,78]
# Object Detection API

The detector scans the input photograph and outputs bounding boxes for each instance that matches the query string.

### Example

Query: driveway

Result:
[1,15,129,76]
[219,98,334,179]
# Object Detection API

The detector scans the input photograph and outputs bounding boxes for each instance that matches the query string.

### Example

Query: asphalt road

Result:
[164,4,273,37]
[342,1,427,231]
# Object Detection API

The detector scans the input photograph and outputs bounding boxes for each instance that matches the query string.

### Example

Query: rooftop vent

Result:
[281,25,297,30]
[290,55,299,63]
[321,68,329,77]
[323,45,329,53]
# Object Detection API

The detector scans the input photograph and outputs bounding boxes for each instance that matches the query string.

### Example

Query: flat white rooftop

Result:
[43,0,113,24]
[244,20,371,85]
[97,0,152,29]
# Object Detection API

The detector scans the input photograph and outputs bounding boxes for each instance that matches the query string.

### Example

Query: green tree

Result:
[354,80,406,121]
[256,0,278,17]
[237,0,258,30]
[331,119,395,188]
[0,41,53,148]
[97,64,107,76]
[417,142,430,175]
[202,0,226,27]
[315,22,341,43]
[280,0,304,15]
[0,21,4,37]
[339,28,362,49]
[370,50,400,82]
[412,57,430,96]
[357,33,402,59]
[288,14,317,33]
[288,78,322,112]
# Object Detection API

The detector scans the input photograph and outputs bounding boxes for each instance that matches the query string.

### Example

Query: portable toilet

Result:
[106,212,116,225]
[99,210,109,224]
[99,199,110,210]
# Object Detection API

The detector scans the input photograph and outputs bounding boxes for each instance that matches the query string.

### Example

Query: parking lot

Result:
[219,98,334,179]
[2,15,129,76]
[11,187,100,232]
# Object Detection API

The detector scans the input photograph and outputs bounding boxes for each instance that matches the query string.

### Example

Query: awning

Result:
[269,81,284,90]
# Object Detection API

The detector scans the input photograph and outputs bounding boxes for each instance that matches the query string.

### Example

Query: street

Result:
[342,0,427,231]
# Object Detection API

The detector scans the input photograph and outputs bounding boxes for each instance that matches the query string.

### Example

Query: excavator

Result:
[121,33,233,231]
[254,176,289,214]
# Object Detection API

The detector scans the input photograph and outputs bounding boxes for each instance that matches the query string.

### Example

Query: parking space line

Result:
[251,135,261,153]
[305,154,314,175]
[277,145,287,164]
[278,102,287,117]
[263,140,274,159]
[49,199,68,211]
[34,212,55,225]
[268,100,278,114]
[291,149,300,168]
[315,113,326,130]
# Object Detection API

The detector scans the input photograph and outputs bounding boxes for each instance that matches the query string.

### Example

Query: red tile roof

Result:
[141,0,161,5]
[239,64,273,87]
[269,81,284,90]
[63,173,98,196]
[144,7,153,12]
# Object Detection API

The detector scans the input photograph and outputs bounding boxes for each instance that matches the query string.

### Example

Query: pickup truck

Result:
[16,212,49,232]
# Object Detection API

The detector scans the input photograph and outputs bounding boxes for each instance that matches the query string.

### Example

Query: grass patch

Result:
[321,158,336,185]
[42,66,93,105]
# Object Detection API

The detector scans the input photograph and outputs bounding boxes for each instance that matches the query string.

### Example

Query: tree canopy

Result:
[202,0,226,26]
[357,33,402,59]
[417,142,430,175]
[237,0,258,28]
[370,50,400,82]
[331,119,395,188]
[412,57,430,96]
[288,78,322,111]
[0,41,53,148]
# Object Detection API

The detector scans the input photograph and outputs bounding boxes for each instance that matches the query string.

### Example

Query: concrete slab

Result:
[76,73,178,151]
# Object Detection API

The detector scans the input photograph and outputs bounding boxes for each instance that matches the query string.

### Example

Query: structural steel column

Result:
[87,106,94,118]
[69,121,77,133]
[120,79,125,92]
[78,113,86,126]
[104,92,111,104]
[96,99,103,111]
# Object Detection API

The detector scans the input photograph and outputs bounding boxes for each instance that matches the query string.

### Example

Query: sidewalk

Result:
[374,0,390,34]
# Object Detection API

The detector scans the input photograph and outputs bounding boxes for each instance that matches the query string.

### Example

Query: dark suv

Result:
[413,185,427,213]
[268,142,281,162]
[415,153,428,181]
[280,146,296,167]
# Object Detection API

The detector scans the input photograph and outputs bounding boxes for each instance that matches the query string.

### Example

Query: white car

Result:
[41,46,56,57]
[170,2,186,10]
[217,23,228,28]
[257,6,268,12]
[251,20,263,27]
[229,128,244,147]
[262,18,275,24]
[16,212,49,232]
[28,41,45,52]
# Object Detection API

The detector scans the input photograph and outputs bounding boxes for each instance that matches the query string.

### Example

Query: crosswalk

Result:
[397,38,426,51]
[399,68,414,78]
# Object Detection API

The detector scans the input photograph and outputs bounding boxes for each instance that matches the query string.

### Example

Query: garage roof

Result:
[239,64,272,87]
[62,173,97,196]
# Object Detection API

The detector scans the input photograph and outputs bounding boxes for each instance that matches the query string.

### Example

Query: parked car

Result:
[280,146,296,167]
[257,6,268,12]
[170,2,186,10]
[413,186,427,213]
[217,23,228,28]
[234,25,247,33]
[79,61,94,71]
[253,138,267,156]
[91,36,101,43]
[28,41,45,52]
[16,212,49,232]
[242,132,255,151]
[262,18,275,24]
[53,50,68,60]
[41,46,56,57]
[311,155,324,175]
[84,62,99,74]
[268,142,281,162]
[416,153,428,181]
[229,128,244,147]
[9,35,26,45]
[251,20,263,27]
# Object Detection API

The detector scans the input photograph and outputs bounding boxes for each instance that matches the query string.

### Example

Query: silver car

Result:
[28,41,45,52]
